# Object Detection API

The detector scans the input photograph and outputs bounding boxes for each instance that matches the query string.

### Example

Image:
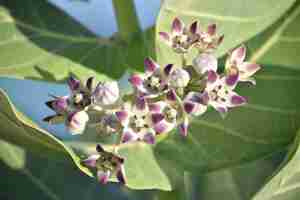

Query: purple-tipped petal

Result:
[115,111,128,124]
[207,24,216,35]
[200,91,210,105]
[231,95,247,106]
[151,113,164,124]
[184,102,195,114]
[179,118,189,137]
[164,64,173,76]
[172,17,184,34]
[231,45,246,64]
[149,103,163,112]
[143,132,156,144]
[240,62,261,78]
[136,97,146,111]
[82,154,99,168]
[121,131,138,143]
[67,76,80,91]
[116,165,126,184]
[144,57,159,73]
[129,74,143,87]
[97,170,111,184]
[154,122,168,134]
[207,70,218,83]
[189,21,198,34]
[166,89,177,101]
[159,32,170,42]
[225,73,239,87]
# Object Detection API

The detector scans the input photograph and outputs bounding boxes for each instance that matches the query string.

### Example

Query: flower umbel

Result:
[43,17,262,186]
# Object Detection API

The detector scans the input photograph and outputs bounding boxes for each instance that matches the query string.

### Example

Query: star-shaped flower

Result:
[82,144,126,185]
[225,45,261,85]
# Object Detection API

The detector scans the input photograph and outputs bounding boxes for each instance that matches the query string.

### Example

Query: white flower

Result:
[66,111,89,134]
[193,53,218,75]
[169,68,190,88]
[93,81,119,106]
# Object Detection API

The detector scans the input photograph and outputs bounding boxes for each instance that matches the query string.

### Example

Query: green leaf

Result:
[0,139,25,170]
[248,1,300,69]
[252,129,300,200]
[0,0,154,82]
[156,0,296,65]
[0,149,158,200]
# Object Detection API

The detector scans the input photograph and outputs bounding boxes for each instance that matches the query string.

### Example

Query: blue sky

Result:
[49,0,161,37]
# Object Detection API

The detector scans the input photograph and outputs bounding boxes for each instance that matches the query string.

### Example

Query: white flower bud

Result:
[193,53,217,74]
[67,111,89,135]
[169,68,190,88]
[93,81,119,106]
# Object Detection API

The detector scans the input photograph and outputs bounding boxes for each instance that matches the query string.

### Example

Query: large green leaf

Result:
[156,0,296,65]
[252,130,300,200]
[0,0,154,82]
[248,1,300,69]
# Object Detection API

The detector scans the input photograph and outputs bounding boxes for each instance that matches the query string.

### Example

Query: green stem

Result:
[112,0,141,40]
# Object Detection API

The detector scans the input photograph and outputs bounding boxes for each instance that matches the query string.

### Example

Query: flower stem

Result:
[112,0,141,41]
[181,53,187,67]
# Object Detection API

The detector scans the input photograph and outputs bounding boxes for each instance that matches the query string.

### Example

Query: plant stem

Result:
[112,0,141,41]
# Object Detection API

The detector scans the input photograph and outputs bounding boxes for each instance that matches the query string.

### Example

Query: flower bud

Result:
[66,111,89,135]
[169,68,190,88]
[93,81,119,106]
[193,53,217,75]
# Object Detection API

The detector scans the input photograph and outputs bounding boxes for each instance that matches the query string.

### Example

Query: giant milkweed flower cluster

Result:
[43,18,261,185]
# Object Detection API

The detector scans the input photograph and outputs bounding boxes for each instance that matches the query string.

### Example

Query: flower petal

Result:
[86,76,94,91]
[225,73,239,88]
[97,170,111,184]
[67,76,80,91]
[172,17,184,35]
[164,64,173,76]
[82,154,100,168]
[151,113,165,124]
[239,62,261,79]
[144,57,159,73]
[183,102,195,114]
[121,130,139,143]
[207,70,218,84]
[116,164,126,184]
[193,53,218,75]
[159,31,170,43]
[129,74,143,87]
[96,144,105,152]
[149,102,165,113]
[210,101,228,118]
[230,94,247,106]
[154,121,174,134]
[135,97,146,111]
[143,132,156,144]
[179,117,189,137]
[166,89,177,102]
[115,111,129,125]
[230,45,246,64]
[189,21,198,34]
[207,24,216,36]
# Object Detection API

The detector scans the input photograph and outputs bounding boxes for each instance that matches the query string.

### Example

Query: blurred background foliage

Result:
[0,0,300,199]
